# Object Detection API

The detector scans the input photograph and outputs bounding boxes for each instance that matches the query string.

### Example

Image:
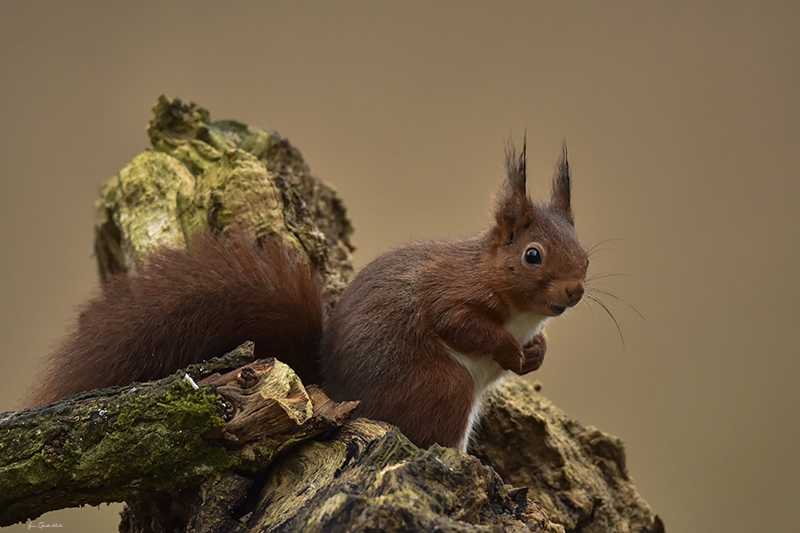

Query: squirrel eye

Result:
[524,247,542,265]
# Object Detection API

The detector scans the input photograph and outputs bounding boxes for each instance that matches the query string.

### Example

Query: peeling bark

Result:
[474,377,665,533]
[0,343,357,527]
[94,95,354,298]
[0,97,664,532]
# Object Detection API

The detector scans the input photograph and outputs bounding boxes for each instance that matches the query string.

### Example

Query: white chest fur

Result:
[503,309,549,347]
[448,310,549,452]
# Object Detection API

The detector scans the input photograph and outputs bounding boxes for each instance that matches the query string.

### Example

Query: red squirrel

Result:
[27,142,587,452]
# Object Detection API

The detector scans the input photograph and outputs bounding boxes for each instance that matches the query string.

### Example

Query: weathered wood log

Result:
[94,95,355,299]
[120,417,567,533]
[0,343,357,527]
[0,97,664,532]
[475,377,665,533]
[219,420,564,532]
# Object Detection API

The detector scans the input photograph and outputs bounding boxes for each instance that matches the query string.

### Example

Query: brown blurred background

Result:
[1,2,798,531]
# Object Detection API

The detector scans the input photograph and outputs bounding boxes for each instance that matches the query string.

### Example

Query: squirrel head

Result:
[487,141,588,317]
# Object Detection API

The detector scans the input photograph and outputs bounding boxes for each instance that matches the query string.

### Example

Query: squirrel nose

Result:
[565,281,584,307]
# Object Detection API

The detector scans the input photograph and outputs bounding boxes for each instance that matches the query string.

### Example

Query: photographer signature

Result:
[27,522,62,530]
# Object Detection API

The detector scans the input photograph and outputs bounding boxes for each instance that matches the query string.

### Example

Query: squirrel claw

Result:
[518,333,547,375]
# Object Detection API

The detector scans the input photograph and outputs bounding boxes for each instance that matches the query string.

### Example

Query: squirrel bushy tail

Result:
[26,144,586,452]
[26,229,325,407]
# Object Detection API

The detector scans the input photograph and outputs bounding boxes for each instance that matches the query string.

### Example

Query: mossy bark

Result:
[95,95,354,298]
[0,343,356,527]
[0,97,663,532]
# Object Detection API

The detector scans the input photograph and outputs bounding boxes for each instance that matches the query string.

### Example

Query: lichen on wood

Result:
[94,95,354,298]
[1,97,663,532]
[245,420,566,532]
[120,416,566,533]
[473,376,665,533]
[0,343,357,527]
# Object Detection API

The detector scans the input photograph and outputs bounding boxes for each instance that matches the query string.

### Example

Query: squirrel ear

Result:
[551,141,574,225]
[495,138,533,243]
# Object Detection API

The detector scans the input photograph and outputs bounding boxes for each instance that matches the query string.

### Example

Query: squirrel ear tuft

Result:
[495,138,533,243]
[551,141,574,224]
[505,136,527,197]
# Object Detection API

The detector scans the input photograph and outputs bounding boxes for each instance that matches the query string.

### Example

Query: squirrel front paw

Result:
[518,333,547,374]
[492,342,526,374]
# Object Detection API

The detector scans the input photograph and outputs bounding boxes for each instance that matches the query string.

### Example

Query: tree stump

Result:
[0,97,663,533]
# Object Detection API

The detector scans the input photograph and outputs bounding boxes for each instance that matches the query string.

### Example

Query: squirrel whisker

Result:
[583,292,626,346]
[585,273,636,283]
[29,141,589,454]
[586,237,628,256]
[585,286,647,324]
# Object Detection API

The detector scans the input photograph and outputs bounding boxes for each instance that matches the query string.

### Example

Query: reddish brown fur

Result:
[26,229,325,407]
[320,143,587,447]
[320,238,497,447]
[28,143,587,451]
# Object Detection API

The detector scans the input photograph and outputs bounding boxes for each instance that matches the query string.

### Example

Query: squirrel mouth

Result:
[547,303,566,316]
